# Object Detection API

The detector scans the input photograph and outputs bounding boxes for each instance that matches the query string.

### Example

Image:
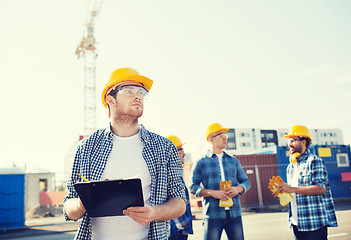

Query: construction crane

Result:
[75,0,103,136]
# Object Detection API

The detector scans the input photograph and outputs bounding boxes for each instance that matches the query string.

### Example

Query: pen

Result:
[78,173,90,182]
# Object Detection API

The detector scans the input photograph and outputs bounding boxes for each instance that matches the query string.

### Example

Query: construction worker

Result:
[63,67,186,240]
[277,125,338,240]
[189,123,250,240]
[167,135,193,240]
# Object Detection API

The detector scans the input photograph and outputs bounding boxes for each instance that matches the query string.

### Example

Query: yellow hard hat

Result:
[206,123,229,141]
[167,135,185,148]
[284,125,312,143]
[101,67,153,108]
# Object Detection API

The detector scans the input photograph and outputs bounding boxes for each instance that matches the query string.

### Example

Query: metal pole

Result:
[255,164,264,208]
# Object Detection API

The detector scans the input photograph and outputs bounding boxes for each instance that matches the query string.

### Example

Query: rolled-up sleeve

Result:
[189,160,204,197]
[311,157,328,189]
[236,161,250,195]
[63,144,82,221]
[167,143,186,201]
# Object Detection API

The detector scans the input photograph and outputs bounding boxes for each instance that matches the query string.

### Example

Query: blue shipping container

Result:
[0,173,25,230]
[276,146,290,182]
[276,145,351,200]
[312,145,351,200]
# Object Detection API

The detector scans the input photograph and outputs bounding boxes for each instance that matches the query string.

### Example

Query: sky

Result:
[1,0,350,183]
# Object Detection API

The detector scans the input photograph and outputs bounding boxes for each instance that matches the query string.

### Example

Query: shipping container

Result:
[312,145,351,199]
[236,154,279,208]
[0,168,25,230]
[276,145,351,200]
[276,146,290,182]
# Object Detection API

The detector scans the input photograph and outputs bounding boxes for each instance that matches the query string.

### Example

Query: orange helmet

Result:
[101,67,153,108]
[206,123,229,141]
[284,125,312,143]
[167,135,186,148]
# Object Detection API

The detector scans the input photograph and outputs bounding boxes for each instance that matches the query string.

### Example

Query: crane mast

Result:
[76,0,103,136]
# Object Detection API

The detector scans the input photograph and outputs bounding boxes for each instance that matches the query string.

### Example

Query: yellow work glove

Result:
[268,176,293,206]
[219,180,234,207]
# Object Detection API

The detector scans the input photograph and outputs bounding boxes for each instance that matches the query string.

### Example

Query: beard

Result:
[115,106,143,121]
[290,145,302,154]
[127,108,143,118]
[110,98,144,122]
[215,141,227,150]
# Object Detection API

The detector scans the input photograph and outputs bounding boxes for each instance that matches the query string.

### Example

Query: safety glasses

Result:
[109,84,148,99]
[288,138,301,143]
[212,132,228,139]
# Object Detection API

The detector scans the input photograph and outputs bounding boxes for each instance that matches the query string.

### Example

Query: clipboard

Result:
[73,178,144,217]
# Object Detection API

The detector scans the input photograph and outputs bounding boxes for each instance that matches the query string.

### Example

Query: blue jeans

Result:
[169,231,188,240]
[293,225,328,240]
[203,214,244,240]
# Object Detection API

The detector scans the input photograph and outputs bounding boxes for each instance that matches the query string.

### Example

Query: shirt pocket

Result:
[299,168,312,186]
[201,168,220,189]
[227,166,238,185]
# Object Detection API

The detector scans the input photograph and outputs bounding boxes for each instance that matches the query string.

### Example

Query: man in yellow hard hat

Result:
[167,135,193,240]
[189,123,250,240]
[276,125,337,240]
[63,67,186,240]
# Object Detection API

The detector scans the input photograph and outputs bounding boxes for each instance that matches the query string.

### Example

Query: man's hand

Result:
[225,186,243,198]
[123,198,185,225]
[123,206,154,225]
[209,190,230,201]
[64,197,86,220]
[277,182,294,194]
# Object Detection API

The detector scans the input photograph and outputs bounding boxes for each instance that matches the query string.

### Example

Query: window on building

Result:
[39,179,48,192]
[227,131,235,138]
[227,142,236,149]
[262,142,275,148]
[240,133,250,137]
[266,133,274,140]
[240,142,251,147]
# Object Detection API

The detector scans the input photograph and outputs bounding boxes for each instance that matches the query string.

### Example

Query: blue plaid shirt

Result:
[189,151,250,219]
[286,149,338,231]
[169,178,193,236]
[63,124,186,240]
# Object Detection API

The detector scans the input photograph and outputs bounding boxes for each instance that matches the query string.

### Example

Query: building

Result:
[25,168,55,211]
[226,128,344,155]
[277,128,344,147]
